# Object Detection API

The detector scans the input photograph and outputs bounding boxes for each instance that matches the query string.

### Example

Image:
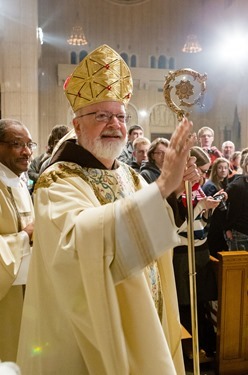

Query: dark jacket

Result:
[225,175,248,235]
[202,179,228,255]
[139,161,160,183]
[130,161,141,172]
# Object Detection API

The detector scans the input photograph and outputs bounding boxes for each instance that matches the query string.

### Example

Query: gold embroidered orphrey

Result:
[163,68,207,121]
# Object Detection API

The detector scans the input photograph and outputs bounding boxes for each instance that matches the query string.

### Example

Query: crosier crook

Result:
[163,68,207,121]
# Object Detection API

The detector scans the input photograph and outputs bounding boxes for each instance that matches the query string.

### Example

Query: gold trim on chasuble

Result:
[35,162,141,204]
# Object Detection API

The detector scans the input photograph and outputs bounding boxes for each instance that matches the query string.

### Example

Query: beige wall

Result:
[1,0,247,153]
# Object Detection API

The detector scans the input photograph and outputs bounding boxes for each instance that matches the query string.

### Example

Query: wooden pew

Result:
[216,251,248,375]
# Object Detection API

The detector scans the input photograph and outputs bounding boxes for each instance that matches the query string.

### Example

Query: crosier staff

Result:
[164,69,207,375]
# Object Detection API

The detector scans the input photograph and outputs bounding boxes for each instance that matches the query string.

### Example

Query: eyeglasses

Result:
[198,167,209,175]
[153,151,165,156]
[0,140,37,150]
[76,111,131,124]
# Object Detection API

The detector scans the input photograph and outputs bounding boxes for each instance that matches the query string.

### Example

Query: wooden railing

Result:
[216,251,248,375]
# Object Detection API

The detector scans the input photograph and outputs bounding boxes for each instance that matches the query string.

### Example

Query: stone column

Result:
[0,0,39,146]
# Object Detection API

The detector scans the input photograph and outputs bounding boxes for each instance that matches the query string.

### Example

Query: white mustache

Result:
[101,130,123,137]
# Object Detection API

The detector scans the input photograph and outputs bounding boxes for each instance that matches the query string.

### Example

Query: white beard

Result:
[80,128,126,160]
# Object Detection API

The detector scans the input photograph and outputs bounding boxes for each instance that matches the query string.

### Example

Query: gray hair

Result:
[0,119,24,140]
[222,140,235,150]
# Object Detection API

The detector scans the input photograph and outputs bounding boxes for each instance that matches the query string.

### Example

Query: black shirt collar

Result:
[50,139,118,170]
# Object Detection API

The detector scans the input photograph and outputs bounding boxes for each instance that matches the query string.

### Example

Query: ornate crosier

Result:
[163,68,207,121]
[164,68,208,375]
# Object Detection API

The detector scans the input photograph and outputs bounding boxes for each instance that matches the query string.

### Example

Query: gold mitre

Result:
[64,44,133,112]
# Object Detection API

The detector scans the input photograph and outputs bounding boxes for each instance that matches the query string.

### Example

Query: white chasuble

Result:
[17,162,184,374]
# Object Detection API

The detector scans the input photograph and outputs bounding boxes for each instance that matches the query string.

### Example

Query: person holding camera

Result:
[202,157,230,257]
[198,127,222,165]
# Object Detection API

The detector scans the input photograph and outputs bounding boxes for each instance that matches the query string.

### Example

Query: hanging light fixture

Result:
[67,25,87,46]
[182,34,202,53]
[67,7,88,47]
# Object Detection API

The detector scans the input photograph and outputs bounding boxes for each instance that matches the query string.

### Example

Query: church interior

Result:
[0,0,247,374]
[1,0,248,154]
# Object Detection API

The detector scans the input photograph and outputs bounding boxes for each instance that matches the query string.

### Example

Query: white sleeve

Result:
[13,231,32,285]
[0,230,30,274]
[112,182,181,283]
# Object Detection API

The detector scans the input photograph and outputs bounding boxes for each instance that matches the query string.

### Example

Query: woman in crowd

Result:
[202,157,230,257]
[233,147,248,175]
[140,137,169,183]
[228,151,241,182]
[225,154,248,250]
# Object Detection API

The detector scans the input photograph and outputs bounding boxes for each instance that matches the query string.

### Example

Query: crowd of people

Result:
[0,44,247,374]
[129,124,247,253]
[123,125,248,364]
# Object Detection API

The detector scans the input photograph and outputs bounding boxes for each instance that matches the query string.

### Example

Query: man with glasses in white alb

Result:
[0,119,36,362]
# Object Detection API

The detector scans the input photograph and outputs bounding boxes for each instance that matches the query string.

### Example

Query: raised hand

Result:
[156,117,197,198]
[200,196,221,211]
